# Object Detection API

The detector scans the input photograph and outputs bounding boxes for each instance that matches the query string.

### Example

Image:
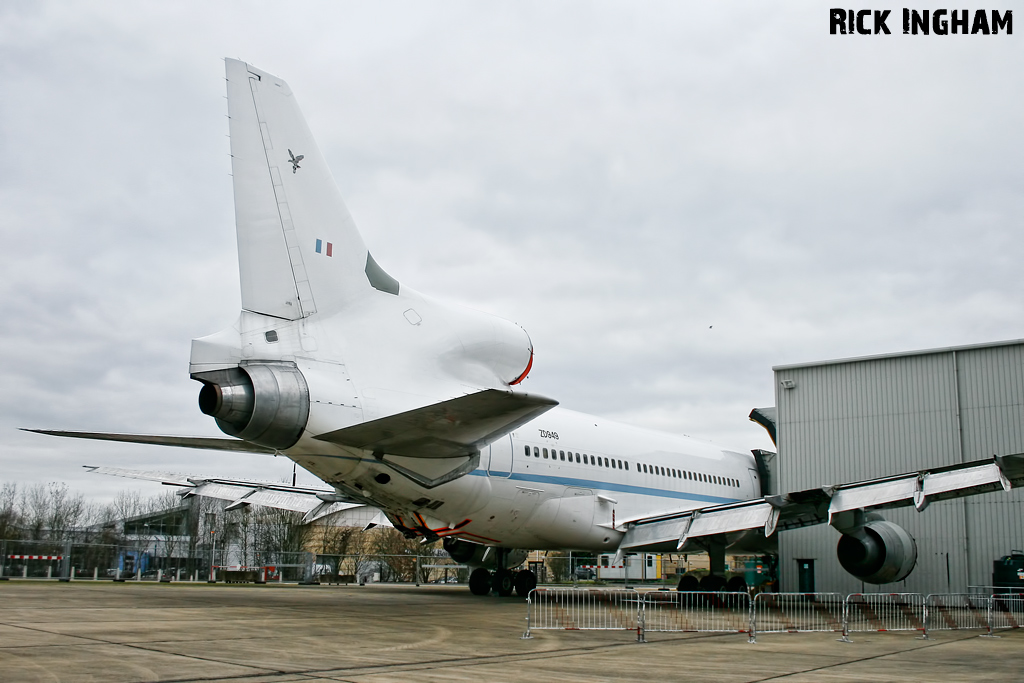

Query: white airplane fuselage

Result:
[190,289,760,553]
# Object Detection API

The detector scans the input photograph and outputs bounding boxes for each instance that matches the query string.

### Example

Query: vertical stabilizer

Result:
[225,59,378,320]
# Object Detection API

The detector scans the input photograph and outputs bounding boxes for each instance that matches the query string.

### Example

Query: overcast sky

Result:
[1,2,1022,503]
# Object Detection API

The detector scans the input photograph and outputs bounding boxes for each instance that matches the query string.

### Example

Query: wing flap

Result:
[314,389,557,458]
[619,500,780,553]
[620,453,1024,554]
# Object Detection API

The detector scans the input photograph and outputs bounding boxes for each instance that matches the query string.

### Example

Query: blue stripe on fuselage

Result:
[471,469,740,505]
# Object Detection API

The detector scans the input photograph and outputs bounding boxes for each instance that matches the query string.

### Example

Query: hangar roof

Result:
[773,337,1024,371]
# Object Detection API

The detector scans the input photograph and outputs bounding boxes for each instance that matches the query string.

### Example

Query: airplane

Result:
[29,59,1024,598]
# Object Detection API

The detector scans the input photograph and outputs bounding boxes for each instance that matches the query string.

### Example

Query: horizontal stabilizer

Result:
[619,452,1024,554]
[314,389,558,459]
[25,429,275,454]
[84,466,367,523]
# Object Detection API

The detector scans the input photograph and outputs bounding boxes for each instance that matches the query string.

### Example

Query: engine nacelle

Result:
[193,362,309,450]
[443,538,527,570]
[836,519,918,584]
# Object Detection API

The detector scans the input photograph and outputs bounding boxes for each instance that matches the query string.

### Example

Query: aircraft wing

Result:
[618,452,1024,554]
[84,466,371,524]
[314,389,558,458]
[25,429,276,454]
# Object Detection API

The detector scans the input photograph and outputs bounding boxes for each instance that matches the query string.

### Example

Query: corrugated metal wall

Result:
[774,340,1024,593]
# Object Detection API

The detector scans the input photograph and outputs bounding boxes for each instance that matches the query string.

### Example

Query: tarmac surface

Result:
[0,580,1022,682]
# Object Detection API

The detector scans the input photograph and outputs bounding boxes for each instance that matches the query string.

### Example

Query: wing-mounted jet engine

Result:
[834,512,917,584]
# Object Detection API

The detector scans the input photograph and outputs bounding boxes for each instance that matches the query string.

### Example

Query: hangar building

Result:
[770,338,1024,594]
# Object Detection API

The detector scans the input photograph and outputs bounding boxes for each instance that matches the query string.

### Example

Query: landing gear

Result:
[469,568,491,596]
[725,575,748,593]
[676,574,700,592]
[493,569,515,597]
[514,569,537,597]
[699,574,727,592]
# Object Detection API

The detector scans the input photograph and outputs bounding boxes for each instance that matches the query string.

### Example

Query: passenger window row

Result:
[639,462,739,488]
[521,445,739,488]
[524,446,628,470]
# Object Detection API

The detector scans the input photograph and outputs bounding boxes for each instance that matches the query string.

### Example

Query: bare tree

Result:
[0,482,23,540]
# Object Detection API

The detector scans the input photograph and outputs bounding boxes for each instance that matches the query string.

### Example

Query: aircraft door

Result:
[487,435,514,478]
[748,468,761,497]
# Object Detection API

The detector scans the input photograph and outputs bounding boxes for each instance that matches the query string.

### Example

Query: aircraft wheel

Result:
[468,568,491,596]
[725,575,748,593]
[676,574,700,592]
[494,569,515,597]
[699,574,727,592]
[514,569,537,597]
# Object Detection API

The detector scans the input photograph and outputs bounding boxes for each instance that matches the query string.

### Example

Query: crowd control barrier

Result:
[748,593,844,643]
[988,594,1024,635]
[522,589,1020,644]
[923,594,991,636]
[644,591,750,634]
[522,588,644,641]
[839,593,926,642]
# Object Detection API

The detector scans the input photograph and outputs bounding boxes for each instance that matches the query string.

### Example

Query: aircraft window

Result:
[524,446,530,456]
[672,469,677,478]
[604,457,610,467]
[560,450,565,461]
[265,330,278,343]
[660,467,665,476]
[534,447,539,457]
[543,448,548,459]
[617,460,622,469]
[625,462,629,470]
[642,464,647,473]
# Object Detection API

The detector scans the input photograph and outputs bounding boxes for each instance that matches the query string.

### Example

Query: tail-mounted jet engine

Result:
[443,538,527,570]
[836,518,918,584]
[193,362,309,450]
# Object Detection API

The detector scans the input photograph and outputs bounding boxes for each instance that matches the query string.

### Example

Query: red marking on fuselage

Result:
[509,348,533,385]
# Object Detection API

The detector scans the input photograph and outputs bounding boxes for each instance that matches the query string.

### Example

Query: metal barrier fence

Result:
[840,593,925,642]
[644,591,750,634]
[924,593,991,636]
[748,593,844,643]
[522,588,643,641]
[988,594,1024,634]
[522,589,1011,644]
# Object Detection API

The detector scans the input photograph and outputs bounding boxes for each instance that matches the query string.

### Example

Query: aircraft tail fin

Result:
[225,59,395,320]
